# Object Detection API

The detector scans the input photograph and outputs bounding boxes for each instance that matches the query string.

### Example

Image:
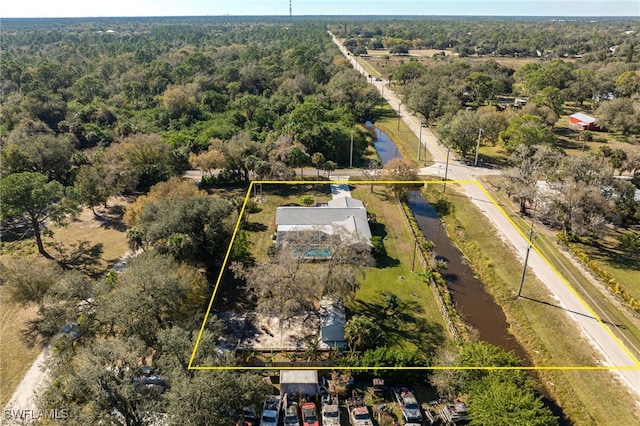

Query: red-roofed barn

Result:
[569,113,600,131]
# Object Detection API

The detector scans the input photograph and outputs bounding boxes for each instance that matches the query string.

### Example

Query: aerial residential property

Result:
[1,2,639,425]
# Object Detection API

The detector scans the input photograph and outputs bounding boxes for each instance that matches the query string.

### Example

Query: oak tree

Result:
[0,172,75,258]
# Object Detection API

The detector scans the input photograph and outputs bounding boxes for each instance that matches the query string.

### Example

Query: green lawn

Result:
[348,186,450,354]
[353,56,382,78]
[422,182,640,425]
[577,230,640,302]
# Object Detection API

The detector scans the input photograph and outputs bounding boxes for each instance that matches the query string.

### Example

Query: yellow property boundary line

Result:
[189,180,640,371]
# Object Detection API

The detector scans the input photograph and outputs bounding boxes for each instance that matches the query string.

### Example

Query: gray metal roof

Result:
[276,207,366,226]
[570,112,596,124]
[276,197,370,242]
[320,298,346,348]
[328,197,364,208]
[280,370,318,384]
[320,297,346,328]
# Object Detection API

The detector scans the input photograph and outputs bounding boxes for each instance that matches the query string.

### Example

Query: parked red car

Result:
[301,402,319,426]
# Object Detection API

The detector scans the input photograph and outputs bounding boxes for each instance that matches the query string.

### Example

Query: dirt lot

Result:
[0,288,42,407]
[217,311,320,351]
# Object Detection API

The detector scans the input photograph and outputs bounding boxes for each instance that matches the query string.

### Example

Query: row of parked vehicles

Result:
[239,376,468,426]
[240,393,341,426]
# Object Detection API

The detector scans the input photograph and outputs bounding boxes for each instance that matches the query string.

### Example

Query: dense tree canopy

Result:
[97,252,209,346]
[127,187,236,264]
[430,342,557,425]
[232,236,373,323]
[499,115,555,154]
[596,98,640,135]
[468,375,558,426]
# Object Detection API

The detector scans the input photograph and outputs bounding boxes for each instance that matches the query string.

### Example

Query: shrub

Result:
[370,235,387,259]
[619,231,640,253]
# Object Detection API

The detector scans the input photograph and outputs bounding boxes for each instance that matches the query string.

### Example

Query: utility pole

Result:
[474,128,483,167]
[417,123,422,161]
[349,128,354,168]
[411,241,418,272]
[443,148,450,194]
[289,0,292,20]
[517,222,535,298]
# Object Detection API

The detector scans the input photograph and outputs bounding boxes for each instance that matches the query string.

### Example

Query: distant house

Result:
[319,297,346,349]
[514,97,528,107]
[569,113,600,131]
[275,196,372,258]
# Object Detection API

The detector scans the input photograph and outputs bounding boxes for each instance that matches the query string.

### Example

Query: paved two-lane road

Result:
[329,31,640,398]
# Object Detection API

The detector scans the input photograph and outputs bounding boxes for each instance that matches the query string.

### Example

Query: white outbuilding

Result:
[319,297,347,350]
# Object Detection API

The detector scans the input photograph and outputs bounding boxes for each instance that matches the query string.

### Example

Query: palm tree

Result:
[344,315,385,351]
[311,152,325,179]
[323,161,337,179]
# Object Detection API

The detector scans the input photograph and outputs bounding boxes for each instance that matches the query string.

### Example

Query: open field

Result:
[554,114,638,156]
[576,230,640,302]
[474,112,637,168]
[422,182,640,425]
[365,49,455,57]
[364,51,544,76]
[0,198,130,406]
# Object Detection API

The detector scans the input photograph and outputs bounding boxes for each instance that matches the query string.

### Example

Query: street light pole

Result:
[474,128,483,167]
[397,101,402,131]
[517,223,535,298]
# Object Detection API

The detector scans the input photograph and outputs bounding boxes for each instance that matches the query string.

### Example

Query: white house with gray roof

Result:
[275,196,371,257]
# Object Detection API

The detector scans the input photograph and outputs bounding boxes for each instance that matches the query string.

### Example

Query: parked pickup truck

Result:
[393,386,423,423]
[260,395,282,426]
[321,394,340,426]
[283,394,300,426]
[347,390,373,426]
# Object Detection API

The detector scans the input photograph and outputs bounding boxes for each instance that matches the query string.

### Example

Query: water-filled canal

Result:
[372,126,401,165]
[407,191,528,361]
[371,124,527,361]
[370,125,566,422]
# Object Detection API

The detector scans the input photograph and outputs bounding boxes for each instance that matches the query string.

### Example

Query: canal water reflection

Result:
[367,121,400,165]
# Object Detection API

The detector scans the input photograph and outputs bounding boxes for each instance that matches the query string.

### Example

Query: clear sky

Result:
[1,0,638,18]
